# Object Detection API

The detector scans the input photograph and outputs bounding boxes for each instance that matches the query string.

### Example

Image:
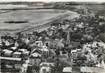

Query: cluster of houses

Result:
[0,12,105,73]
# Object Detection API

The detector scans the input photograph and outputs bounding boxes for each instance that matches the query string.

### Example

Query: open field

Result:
[0,8,79,35]
[0,9,65,30]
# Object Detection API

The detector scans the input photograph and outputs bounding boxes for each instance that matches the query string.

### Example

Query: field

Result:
[0,9,65,30]
[0,6,79,35]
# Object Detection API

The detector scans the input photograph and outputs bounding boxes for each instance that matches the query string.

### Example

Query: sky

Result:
[0,0,105,3]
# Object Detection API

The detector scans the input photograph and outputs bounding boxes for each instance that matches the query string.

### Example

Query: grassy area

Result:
[0,9,65,30]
